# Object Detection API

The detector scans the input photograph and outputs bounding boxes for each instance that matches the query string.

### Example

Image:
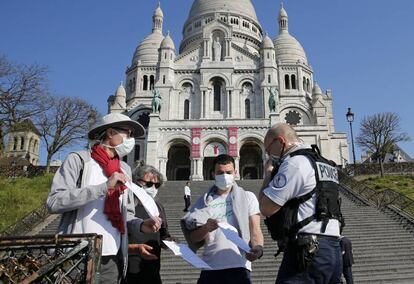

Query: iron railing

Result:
[339,170,414,229]
[0,234,102,284]
[0,204,50,237]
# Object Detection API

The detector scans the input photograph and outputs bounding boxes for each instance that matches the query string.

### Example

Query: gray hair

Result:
[132,164,164,187]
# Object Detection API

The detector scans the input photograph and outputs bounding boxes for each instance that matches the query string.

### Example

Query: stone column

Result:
[191,158,204,181]
[234,156,240,180]
[159,157,168,181]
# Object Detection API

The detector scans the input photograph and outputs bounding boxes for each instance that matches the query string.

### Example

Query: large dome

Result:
[188,0,258,22]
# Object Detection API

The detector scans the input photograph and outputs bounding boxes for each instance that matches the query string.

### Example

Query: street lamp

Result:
[346,107,356,164]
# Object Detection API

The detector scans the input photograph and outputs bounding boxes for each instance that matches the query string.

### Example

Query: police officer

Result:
[259,123,343,284]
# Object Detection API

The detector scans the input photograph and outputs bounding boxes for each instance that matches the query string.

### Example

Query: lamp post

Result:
[346,107,356,164]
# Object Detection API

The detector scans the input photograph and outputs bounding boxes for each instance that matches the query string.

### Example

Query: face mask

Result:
[104,136,135,158]
[270,142,285,168]
[215,174,234,191]
[143,185,158,198]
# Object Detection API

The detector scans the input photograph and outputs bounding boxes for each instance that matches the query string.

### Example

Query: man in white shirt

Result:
[183,154,264,284]
[183,181,191,212]
[259,123,342,284]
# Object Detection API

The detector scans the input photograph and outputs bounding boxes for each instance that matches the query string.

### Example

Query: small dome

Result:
[261,34,274,49]
[279,6,288,19]
[160,32,175,50]
[154,3,163,17]
[312,82,322,95]
[116,83,126,97]
[273,33,308,64]
[132,32,165,65]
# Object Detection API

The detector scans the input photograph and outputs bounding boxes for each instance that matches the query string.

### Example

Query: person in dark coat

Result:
[340,236,355,284]
[126,165,178,284]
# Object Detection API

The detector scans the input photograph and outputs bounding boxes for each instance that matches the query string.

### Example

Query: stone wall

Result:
[346,162,414,176]
[0,165,59,177]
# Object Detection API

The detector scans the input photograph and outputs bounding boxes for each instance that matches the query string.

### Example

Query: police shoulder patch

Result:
[273,173,287,188]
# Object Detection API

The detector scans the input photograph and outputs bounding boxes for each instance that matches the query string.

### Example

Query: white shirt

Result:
[202,190,260,271]
[72,160,121,256]
[263,153,340,237]
[184,185,191,196]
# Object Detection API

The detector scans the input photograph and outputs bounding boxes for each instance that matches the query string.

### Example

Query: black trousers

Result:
[184,195,191,210]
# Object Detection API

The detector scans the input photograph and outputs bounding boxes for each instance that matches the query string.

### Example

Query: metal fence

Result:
[1,205,49,237]
[339,171,414,228]
[0,234,102,284]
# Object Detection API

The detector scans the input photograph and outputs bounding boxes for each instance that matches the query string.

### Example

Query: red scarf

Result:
[91,144,126,234]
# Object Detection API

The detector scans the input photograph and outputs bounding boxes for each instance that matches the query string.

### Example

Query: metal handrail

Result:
[339,170,414,223]
[0,203,49,237]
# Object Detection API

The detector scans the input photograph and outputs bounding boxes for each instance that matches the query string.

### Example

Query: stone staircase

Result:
[37,180,414,283]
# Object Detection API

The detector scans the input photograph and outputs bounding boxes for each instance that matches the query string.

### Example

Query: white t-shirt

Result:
[263,154,340,237]
[72,160,121,256]
[202,190,260,271]
[184,185,191,196]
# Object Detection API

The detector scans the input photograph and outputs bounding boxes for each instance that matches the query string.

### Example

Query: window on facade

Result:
[184,99,190,119]
[245,99,251,119]
[285,74,290,89]
[307,79,310,92]
[291,75,297,89]
[165,52,167,59]
[285,110,302,125]
[13,137,17,150]
[20,137,24,150]
[303,77,306,91]
[143,75,148,90]
[134,145,140,161]
[268,75,271,84]
[150,75,155,90]
[163,75,166,84]
[213,80,221,111]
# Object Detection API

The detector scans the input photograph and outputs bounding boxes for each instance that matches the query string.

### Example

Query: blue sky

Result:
[1,0,413,163]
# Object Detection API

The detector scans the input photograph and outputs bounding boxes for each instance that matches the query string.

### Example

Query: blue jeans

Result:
[197,267,251,284]
[276,237,342,284]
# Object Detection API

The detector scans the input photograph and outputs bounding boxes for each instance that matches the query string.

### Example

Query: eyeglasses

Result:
[138,179,161,189]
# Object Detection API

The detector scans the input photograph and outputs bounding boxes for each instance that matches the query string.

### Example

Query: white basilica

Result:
[107,0,349,180]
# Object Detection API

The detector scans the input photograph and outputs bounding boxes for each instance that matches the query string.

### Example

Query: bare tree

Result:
[356,112,410,177]
[0,56,51,127]
[38,96,97,173]
[0,56,51,153]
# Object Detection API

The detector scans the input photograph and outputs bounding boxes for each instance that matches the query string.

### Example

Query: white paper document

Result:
[218,222,251,253]
[127,182,160,218]
[163,240,212,270]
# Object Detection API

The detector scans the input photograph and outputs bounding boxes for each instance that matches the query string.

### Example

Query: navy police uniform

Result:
[263,145,342,284]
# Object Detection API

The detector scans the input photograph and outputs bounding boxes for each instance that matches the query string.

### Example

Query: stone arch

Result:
[205,73,231,86]
[202,137,228,180]
[165,138,191,181]
[239,137,264,180]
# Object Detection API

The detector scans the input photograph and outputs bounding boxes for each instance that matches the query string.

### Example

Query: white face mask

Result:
[143,185,158,198]
[215,173,234,191]
[104,136,135,158]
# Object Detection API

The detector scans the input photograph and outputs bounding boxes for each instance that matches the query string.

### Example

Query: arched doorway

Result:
[166,143,191,180]
[239,143,263,179]
[203,141,227,180]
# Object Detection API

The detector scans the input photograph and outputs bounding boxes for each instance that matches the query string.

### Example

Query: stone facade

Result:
[107,1,349,180]
[3,119,41,165]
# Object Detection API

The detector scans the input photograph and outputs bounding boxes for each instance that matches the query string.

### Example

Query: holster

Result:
[293,234,319,271]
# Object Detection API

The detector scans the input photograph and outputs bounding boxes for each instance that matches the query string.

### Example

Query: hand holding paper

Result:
[218,222,251,253]
[163,240,212,270]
